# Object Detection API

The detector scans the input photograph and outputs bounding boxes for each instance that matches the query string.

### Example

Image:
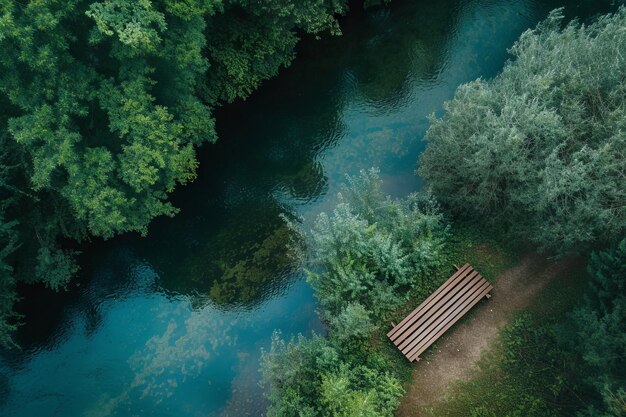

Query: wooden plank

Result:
[391,270,480,347]
[395,273,484,351]
[388,263,471,339]
[409,284,492,362]
[407,283,492,362]
[398,274,485,352]
[387,263,471,339]
[405,281,491,361]
[387,263,494,363]
[394,271,482,349]
[402,280,491,357]
[391,269,480,345]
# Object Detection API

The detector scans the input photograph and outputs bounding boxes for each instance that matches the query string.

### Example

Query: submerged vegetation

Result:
[420,8,626,254]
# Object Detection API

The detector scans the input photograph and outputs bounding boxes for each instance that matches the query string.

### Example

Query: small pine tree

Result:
[570,240,626,416]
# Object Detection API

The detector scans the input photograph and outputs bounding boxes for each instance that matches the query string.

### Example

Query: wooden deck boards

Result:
[388,264,492,362]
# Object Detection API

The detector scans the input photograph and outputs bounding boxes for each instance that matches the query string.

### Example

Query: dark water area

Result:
[0,1,617,416]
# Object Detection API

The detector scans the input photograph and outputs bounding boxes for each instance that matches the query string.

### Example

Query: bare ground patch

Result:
[396,253,578,417]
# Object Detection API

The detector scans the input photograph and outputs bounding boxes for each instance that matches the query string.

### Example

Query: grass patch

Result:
[424,262,591,417]
[446,222,520,282]
[381,223,520,393]
[421,340,507,417]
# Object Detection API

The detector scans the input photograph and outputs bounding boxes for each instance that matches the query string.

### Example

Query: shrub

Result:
[567,239,626,416]
[307,168,449,320]
[329,302,375,344]
[260,332,403,417]
[420,8,626,254]
[261,169,449,416]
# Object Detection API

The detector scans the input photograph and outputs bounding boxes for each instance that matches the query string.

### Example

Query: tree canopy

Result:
[419,8,626,255]
[0,0,352,347]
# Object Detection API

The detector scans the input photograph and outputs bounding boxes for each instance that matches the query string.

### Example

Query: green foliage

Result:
[320,365,403,417]
[0,0,347,219]
[585,239,626,315]
[205,0,346,102]
[420,8,626,254]
[261,170,451,416]
[0,210,20,349]
[35,246,79,290]
[328,302,375,344]
[0,0,351,345]
[567,240,626,416]
[307,168,449,320]
[260,332,403,417]
[86,0,167,51]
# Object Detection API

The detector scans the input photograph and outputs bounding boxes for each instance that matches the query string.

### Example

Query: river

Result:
[0,1,615,416]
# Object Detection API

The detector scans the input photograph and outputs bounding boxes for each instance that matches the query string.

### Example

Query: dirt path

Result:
[396,253,577,417]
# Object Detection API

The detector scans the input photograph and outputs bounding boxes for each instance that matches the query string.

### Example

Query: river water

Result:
[0,1,615,416]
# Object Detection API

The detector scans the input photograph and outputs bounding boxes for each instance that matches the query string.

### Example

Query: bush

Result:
[420,8,626,255]
[329,302,375,344]
[261,169,450,416]
[307,168,449,320]
[566,239,626,416]
[260,332,403,417]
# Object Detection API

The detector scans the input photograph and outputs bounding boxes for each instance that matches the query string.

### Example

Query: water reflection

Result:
[74,0,462,312]
[334,1,460,112]
[2,0,620,416]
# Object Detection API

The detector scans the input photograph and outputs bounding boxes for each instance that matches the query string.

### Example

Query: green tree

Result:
[569,240,626,416]
[420,8,626,254]
[205,0,346,102]
[308,168,449,320]
[0,0,351,346]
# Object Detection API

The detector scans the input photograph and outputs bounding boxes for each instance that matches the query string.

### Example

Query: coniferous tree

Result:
[569,240,626,416]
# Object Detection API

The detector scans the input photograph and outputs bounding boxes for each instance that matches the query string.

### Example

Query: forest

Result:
[0,1,624,417]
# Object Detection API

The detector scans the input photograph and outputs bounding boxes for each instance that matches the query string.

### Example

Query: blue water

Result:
[0,1,616,416]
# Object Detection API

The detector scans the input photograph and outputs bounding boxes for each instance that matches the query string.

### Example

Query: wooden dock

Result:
[387,263,492,362]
